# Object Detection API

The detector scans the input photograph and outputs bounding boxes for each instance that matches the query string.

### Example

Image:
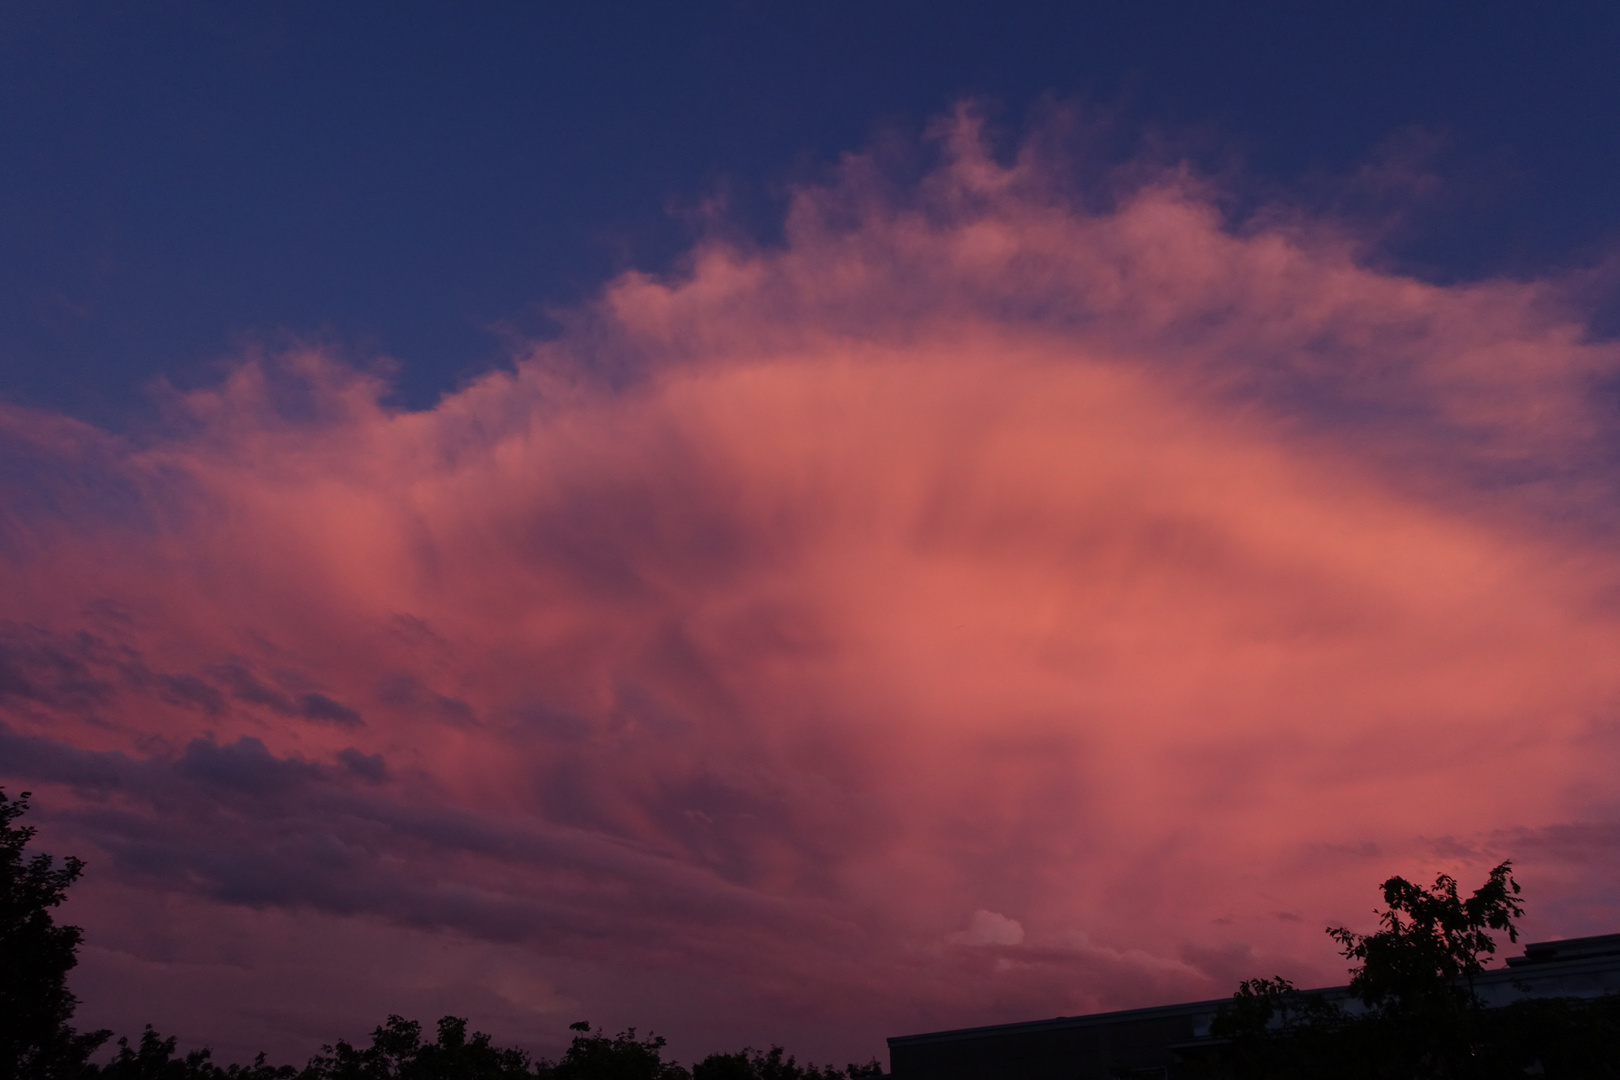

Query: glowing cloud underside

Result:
[4,109,1620,1062]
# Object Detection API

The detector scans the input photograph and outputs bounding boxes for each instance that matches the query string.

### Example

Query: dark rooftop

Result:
[1505,932,1620,967]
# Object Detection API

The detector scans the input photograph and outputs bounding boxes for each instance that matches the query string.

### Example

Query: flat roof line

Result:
[888,934,1620,1048]
[886,996,1231,1047]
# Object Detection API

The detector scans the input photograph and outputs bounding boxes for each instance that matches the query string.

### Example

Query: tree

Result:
[0,788,110,1080]
[1204,976,1347,1078]
[1196,860,1620,1080]
[1326,860,1523,1016]
[301,1015,534,1080]
[89,1025,299,1080]
[535,1023,690,1080]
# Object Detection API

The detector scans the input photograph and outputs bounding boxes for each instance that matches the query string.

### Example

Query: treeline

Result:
[17,781,1620,1079]
[0,789,881,1080]
[1191,862,1620,1079]
[81,1017,882,1080]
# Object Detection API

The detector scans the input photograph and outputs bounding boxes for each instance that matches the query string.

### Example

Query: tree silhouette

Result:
[1203,860,1620,1078]
[93,1025,296,1080]
[533,1023,690,1080]
[302,1015,533,1080]
[0,788,109,1080]
[1327,860,1523,1016]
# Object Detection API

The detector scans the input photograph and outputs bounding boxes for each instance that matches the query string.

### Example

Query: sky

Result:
[4,0,1620,1070]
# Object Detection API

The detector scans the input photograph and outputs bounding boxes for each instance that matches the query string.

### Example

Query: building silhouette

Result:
[886,933,1620,1079]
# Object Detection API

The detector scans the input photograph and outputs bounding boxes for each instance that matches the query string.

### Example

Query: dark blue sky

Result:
[3,0,1617,424]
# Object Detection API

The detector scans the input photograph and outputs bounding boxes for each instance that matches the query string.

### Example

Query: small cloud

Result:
[337,747,388,783]
[377,674,477,728]
[209,661,298,715]
[177,736,316,794]
[948,909,1025,947]
[299,692,363,728]
[155,673,226,717]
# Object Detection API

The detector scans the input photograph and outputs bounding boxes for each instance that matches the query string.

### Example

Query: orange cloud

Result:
[3,106,1620,1064]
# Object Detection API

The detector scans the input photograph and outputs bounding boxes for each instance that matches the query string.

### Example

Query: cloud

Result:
[949,910,1026,947]
[337,747,388,782]
[3,105,1620,1063]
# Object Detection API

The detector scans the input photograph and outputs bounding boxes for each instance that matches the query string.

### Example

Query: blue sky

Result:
[4,1,1617,423]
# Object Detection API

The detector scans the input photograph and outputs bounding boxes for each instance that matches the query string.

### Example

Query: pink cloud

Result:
[4,106,1620,1065]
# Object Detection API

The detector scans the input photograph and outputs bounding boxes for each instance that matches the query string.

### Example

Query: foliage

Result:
[1327,860,1523,1015]
[90,1027,296,1080]
[0,788,110,1080]
[534,1023,688,1080]
[1203,976,1348,1078]
[1207,977,1338,1040]
[1199,859,1620,1079]
[303,1016,533,1080]
[86,1022,890,1080]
